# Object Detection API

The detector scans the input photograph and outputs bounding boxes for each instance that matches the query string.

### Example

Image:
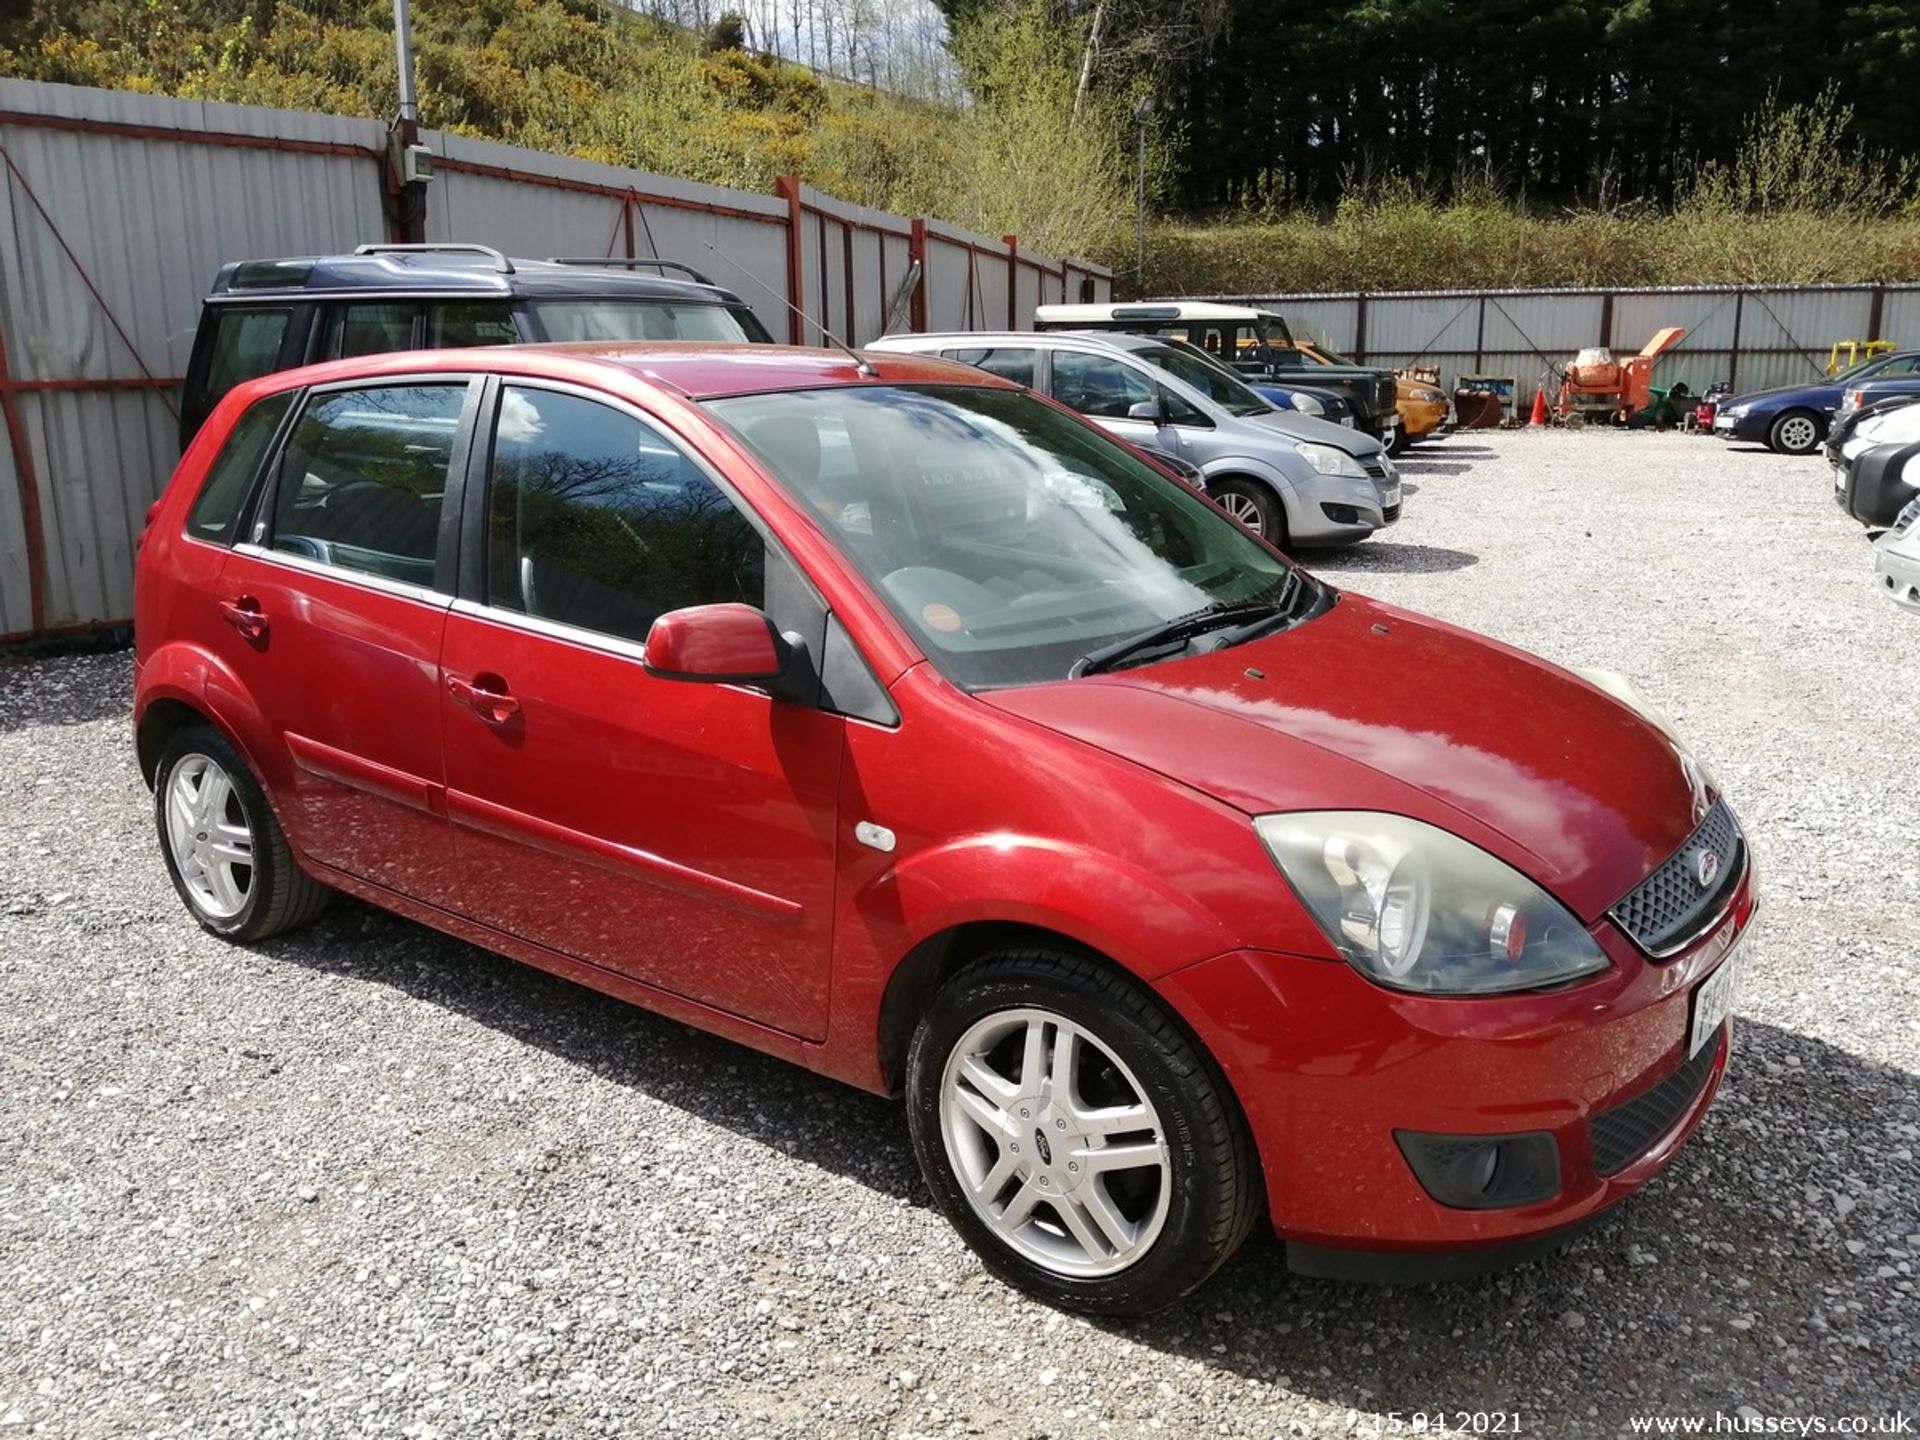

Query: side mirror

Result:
[1127,398,1169,426]
[644,603,789,685]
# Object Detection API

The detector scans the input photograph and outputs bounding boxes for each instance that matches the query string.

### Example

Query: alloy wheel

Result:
[1777,415,1817,453]
[938,1007,1172,1278]
[164,754,255,919]
[1219,492,1265,534]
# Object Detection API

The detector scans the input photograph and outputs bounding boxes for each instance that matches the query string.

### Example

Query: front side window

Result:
[1049,351,1156,419]
[186,391,294,544]
[1137,344,1270,418]
[710,385,1303,689]
[485,386,765,645]
[204,308,292,407]
[945,347,1037,387]
[267,384,468,587]
[527,301,771,344]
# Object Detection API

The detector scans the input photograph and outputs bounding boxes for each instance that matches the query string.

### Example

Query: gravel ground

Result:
[2,428,1916,1439]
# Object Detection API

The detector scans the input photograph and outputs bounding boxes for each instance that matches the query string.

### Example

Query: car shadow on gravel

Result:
[1301,542,1480,575]
[256,904,1916,1427]
[1392,459,1473,476]
[0,653,133,734]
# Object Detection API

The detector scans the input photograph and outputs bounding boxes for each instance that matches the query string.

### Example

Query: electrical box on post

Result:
[400,144,434,186]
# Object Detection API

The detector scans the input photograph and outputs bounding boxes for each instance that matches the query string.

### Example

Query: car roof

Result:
[240,341,1011,402]
[208,246,750,307]
[870,329,1163,354]
[1034,302,1281,323]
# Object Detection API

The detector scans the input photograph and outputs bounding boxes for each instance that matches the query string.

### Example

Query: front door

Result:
[438,382,844,1041]
[219,378,480,903]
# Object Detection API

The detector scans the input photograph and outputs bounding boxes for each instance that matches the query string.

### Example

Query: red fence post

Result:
[0,323,48,632]
[909,217,929,332]
[775,174,807,345]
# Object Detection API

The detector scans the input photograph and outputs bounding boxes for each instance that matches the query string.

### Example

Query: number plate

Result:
[1382,482,1403,509]
[1688,948,1742,1058]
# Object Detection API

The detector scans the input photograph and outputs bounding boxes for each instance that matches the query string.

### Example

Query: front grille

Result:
[1609,800,1744,957]
[1363,458,1389,479]
[1383,502,1402,523]
[1590,1040,1718,1175]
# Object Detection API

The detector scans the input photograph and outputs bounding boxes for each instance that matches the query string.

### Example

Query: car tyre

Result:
[155,724,331,942]
[1768,409,1823,456]
[1386,425,1411,456]
[1210,478,1288,546]
[905,947,1261,1316]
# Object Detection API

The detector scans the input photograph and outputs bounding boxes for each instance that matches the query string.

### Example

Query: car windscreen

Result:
[705,385,1302,689]
[528,300,772,344]
[1136,345,1272,417]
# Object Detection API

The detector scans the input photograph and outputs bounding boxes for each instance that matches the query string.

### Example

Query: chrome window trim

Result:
[448,597,651,667]
[233,542,453,610]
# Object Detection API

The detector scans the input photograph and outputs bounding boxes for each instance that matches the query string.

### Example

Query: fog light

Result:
[1395,1130,1560,1210]
[1319,502,1360,525]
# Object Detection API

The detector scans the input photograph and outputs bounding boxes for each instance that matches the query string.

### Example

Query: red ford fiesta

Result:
[133,343,1754,1314]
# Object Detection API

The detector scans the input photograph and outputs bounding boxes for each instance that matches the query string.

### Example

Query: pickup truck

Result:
[1034,301,1403,448]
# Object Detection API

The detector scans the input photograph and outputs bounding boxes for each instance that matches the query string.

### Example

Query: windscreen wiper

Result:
[1070,599,1284,678]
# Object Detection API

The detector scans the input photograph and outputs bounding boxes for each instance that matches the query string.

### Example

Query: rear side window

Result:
[427,303,518,348]
[267,384,468,588]
[204,309,292,407]
[326,303,416,360]
[185,391,293,545]
[527,300,768,344]
[485,386,765,644]
[944,347,1037,387]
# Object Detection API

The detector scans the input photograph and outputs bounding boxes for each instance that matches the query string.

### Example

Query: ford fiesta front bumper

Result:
[1155,869,1756,1281]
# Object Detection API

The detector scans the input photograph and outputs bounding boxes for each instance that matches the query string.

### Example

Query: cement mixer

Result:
[1557,327,1687,422]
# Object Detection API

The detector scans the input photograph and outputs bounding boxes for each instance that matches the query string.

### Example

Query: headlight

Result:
[1719,403,1748,420]
[1415,387,1445,403]
[1292,393,1326,416]
[1255,812,1609,995]
[1293,442,1368,478]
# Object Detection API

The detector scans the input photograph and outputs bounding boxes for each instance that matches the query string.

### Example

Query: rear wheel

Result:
[1210,478,1288,546]
[906,947,1260,1315]
[1768,409,1822,456]
[155,725,331,941]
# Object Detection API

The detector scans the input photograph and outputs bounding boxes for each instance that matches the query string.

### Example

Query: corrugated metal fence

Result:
[0,78,1111,641]
[1202,284,1920,407]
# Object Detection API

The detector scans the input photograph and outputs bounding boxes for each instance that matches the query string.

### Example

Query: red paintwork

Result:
[644,603,785,680]
[134,342,1755,1263]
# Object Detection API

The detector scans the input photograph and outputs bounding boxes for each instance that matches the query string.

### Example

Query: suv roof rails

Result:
[546,257,714,286]
[354,243,515,274]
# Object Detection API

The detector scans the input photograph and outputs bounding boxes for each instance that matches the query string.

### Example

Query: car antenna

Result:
[700,240,877,377]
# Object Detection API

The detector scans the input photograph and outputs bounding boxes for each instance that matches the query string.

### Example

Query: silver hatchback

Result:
[866,329,1401,546]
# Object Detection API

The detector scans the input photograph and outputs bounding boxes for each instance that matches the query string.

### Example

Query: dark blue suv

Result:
[180,243,772,446]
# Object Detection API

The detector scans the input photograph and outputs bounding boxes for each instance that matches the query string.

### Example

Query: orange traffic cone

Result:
[1529,387,1548,427]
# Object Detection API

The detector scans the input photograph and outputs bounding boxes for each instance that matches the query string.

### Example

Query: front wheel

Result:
[1385,424,1411,456]
[1210,478,1288,545]
[905,948,1260,1315]
[1768,409,1822,455]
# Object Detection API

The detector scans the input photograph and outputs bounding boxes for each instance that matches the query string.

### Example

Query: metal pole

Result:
[392,0,420,124]
[1133,95,1152,292]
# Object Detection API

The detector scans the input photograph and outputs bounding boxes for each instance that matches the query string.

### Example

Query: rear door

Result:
[216,377,482,903]
[436,381,845,1040]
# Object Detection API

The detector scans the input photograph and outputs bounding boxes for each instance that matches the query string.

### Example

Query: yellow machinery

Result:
[1826,340,1895,374]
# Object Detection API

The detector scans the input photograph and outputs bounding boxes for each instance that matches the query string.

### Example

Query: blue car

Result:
[1833,373,1920,430]
[1250,381,1357,427]
[1712,350,1920,454]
